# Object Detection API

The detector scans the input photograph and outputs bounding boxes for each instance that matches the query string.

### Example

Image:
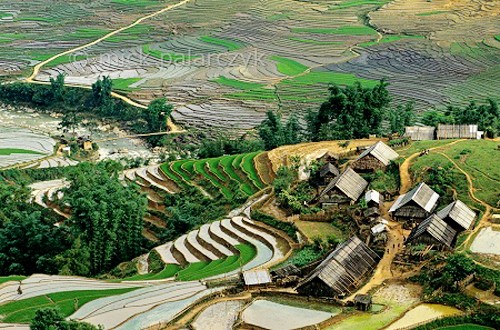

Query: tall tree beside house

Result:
[307,80,391,141]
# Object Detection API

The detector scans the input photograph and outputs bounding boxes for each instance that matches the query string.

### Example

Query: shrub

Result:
[251,210,298,242]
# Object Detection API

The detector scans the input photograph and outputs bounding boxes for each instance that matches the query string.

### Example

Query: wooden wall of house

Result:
[321,187,352,208]
[408,233,450,250]
[296,278,338,298]
[393,204,429,228]
[352,155,386,172]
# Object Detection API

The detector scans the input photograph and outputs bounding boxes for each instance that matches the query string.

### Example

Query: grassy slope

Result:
[0,148,43,155]
[0,276,26,284]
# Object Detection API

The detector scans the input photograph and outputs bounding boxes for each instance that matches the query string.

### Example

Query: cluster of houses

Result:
[269,140,478,300]
[405,124,483,140]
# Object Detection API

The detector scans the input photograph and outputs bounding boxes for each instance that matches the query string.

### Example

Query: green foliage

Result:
[273,166,315,214]
[258,110,302,150]
[412,304,500,329]
[368,162,400,196]
[251,210,298,241]
[199,36,243,51]
[198,135,263,159]
[60,162,147,275]
[389,102,415,134]
[307,81,391,141]
[286,245,323,267]
[31,307,103,330]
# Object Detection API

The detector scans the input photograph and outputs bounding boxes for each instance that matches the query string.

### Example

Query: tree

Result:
[58,109,81,133]
[390,102,415,135]
[143,98,173,133]
[258,111,302,150]
[91,76,113,111]
[31,307,102,330]
[307,81,391,141]
[50,73,65,102]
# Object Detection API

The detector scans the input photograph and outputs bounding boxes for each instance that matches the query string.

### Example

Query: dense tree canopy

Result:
[258,111,301,150]
[60,162,147,275]
[31,308,102,330]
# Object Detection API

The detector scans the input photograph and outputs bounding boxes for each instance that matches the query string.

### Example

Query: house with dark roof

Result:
[436,200,476,232]
[389,183,439,227]
[406,214,457,249]
[319,168,368,208]
[318,163,340,186]
[296,236,378,298]
[317,151,340,166]
[351,141,399,172]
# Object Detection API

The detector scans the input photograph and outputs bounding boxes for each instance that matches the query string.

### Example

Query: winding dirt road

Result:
[25,0,192,134]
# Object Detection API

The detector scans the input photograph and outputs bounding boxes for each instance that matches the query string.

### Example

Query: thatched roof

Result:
[437,124,478,139]
[389,183,439,213]
[319,163,340,178]
[405,126,435,141]
[356,141,399,166]
[320,168,368,202]
[271,264,300,277]
[243,269,272,286]
[317,151,339,161]
[297,236,378,295]
[406,214,457,247]
[436,200,476,231]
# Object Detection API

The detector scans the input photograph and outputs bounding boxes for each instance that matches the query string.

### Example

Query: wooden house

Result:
[389,183,439,227]
[317,151,340,166]
[354,294,372,311]
[405,126,436,141]
[296,236,378,298]
[319,168,368,208]
[318,163,340,186]
[437,124,482,140]
[436,200,476,232]
[406,214,457,249]
[351,141,399,172]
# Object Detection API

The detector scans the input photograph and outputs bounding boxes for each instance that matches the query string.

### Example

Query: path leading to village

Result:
[24,0,193,134]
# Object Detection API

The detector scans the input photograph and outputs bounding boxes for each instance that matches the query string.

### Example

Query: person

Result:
[17,285,22,295]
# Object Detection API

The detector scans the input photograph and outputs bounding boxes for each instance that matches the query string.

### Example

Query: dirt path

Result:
[24,0,191,134]
[399,140,466,194]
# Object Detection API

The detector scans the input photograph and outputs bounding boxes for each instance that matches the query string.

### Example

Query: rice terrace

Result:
[0,0,499,330]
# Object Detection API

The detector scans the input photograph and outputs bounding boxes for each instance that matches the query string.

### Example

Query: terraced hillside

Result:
[2,0,497,130]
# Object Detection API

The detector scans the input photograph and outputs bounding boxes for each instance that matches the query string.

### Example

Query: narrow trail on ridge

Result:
[24,0,193,134]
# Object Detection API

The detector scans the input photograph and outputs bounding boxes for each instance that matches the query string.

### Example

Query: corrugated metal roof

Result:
[298,236,378,295]
[243,269,272,286]
[407,214,457,247]
[389,183,439,213]
[320,168,368,202]
[365,190,381,204]
[356,141,399,166]
[436,200,476,230]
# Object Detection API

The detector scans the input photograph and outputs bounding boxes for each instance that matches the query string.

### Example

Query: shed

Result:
[318,163,340,186]
[389,183,439,226]
[271,264,300,278]
[319,168,369,208]
[317,151,340,166]
[296,236,378,298]
[406,214,457,249]
[436,200,476,231]
[404,126,436,141]
[352,141,399,172]
[354,294,372,311]
[364,189,382,207]
[437,124,479,139]
[364,207,380,219]
[371,223,387,236]
[243,269,272,287]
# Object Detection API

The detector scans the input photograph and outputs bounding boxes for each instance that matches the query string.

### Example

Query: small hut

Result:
[389,183,439,227]
[271,264,300,278]
[317,151,340,166]
[406,214,457,249]
[351,141,399,172]
[364,190,383,208]
[404,126,436,141]
[354,294,372,311]
[436,200,476,232]
[318,163,340,186]
[319,168,368,208]
[437,124,482,140]
[296,236,378,298]
[243,269,272,289]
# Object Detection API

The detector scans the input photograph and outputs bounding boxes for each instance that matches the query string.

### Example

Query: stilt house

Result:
[406,214,457,249]
[351,141,399,172]
[319,168,368,208]
[389,183,439,227]
[296,236,378,298]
